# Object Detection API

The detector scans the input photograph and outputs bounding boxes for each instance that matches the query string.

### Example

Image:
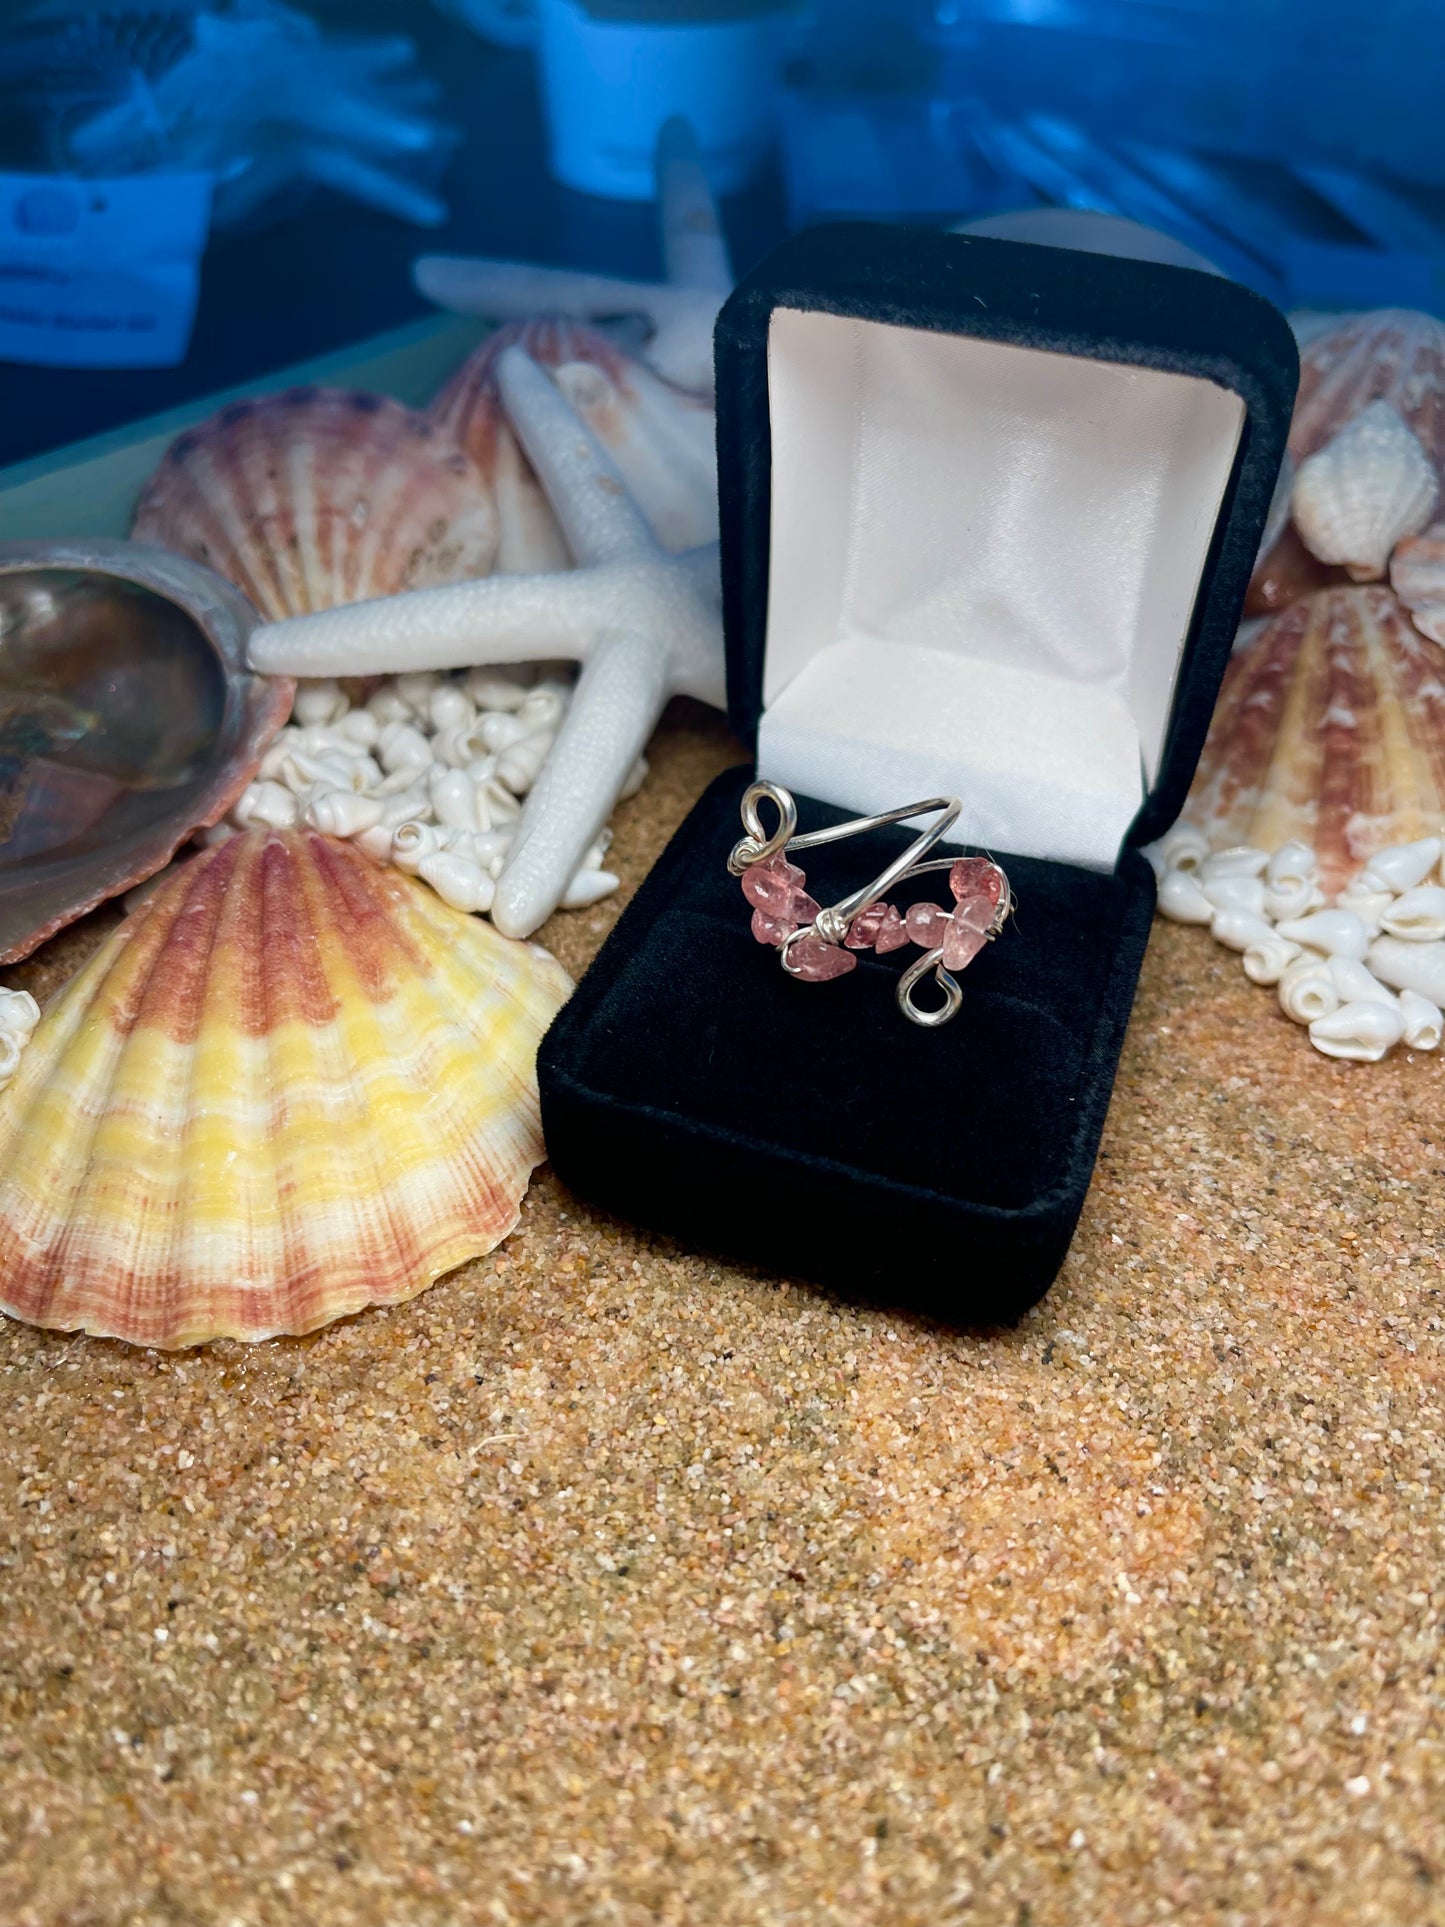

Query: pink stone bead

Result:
[941,917,989,971]
[845,902,888,949]
[741,853,806,917]
[904,901,950,949]
[873,905,909,953]
[950,857,1002,908]
[955,893,997,934]
[752,907,792,947]
[787,934,857,982]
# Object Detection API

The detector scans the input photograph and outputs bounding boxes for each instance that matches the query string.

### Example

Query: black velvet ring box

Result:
[538,223,1298,1322]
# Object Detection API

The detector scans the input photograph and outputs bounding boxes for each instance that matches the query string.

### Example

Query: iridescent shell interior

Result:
[0,541,291,964]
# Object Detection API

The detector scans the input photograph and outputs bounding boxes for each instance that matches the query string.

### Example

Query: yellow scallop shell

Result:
[0,830,571,1348]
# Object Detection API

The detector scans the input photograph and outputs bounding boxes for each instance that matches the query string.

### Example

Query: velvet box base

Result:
[539,766,1157,1324]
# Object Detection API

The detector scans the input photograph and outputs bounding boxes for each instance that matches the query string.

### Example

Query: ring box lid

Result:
[715,223,1299,872]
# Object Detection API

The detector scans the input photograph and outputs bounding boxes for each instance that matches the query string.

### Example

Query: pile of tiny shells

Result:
[0,988,41,1097]
[222,668,644,919]
[1147,825,1445,1062]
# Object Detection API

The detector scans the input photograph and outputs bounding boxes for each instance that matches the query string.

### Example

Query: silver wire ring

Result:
[731,781,1013,1028]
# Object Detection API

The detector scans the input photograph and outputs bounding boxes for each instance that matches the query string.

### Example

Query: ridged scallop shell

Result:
[1291,400,1437,581]
[1290,309,1445,480]
[0,829,571,1348]
[430,318,717,565]
[1182,586,1445,895]
[1391,521,1445,645]
[132,388,499,621]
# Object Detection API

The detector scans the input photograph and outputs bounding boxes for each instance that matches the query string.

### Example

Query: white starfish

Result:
[413,116,731,397]
[248,343,726,938]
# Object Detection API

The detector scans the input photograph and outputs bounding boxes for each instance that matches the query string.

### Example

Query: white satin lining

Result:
[758,306,1246,870]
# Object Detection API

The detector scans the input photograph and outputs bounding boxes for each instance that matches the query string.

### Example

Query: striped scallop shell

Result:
[430,317,717,566]
[0,830,571,1348]
[132,388,499,621]
[1391,521,1445,645]
[1182,586,1445,895]
[1290,309,1445,480]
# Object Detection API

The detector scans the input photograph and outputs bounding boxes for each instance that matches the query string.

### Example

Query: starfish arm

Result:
[413,261,720,399]
[414,256,686,328]
[247,572,608,678]
[667,545,727,707]
[497,346,658,568]
[491,626,671,939]
[656,116,733,294]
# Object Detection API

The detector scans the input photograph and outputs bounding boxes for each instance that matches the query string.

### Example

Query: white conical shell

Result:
[132,389,499,619]
[1326,956,1396,1007]
[496,731,553,794]
[1360,836,1442,893]
[1279,955,1339,1025]
[1156,870,1213,924]
[559,868,620,909]
[1367,935,1445,1003]
[1398,988,1443,1050]
[1266,878,1326,922]
[1291,401,1438,582]
[0,989,41,1095]
[1309,998,1404,1062]
[464,666,532,712]
[354,824,395,861]
[233,780,299,831]
[1335,876,1394,929]
[335,709,381,751]
[1263,842,1322,921]
[1201,873,1267,916]
[1241,931,1301,986]
[519,683,569,732]
[0,988,40,1038]
[1390,522,1445,645]
[478,711,530,753]
[378,721,434,776]
[1266,840,1317,889]
[429,686,476,734]
[1211,908,1276,953]
[303,789,386,840]
[419,850,496,915]
[430,767,481,833]
[390,820,444,874]
[293,680,349,727]
[1274,908,1370,960]
[1379,883,1445,942]
[1200,846,1269,880]
[378,786,431,831]
[1151,823,1210,874]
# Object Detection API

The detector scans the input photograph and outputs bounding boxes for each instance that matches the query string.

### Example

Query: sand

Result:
[1,702,1442,1926]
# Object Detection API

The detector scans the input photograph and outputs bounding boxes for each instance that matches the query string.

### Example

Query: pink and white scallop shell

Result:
[1391,522,1445,645]
[1182,584,1445,895]
[430,317,717,568]
[1290,308,1445,482]
[132,387,499,621]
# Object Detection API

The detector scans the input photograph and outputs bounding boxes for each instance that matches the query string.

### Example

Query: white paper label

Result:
[0,172,213,369]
